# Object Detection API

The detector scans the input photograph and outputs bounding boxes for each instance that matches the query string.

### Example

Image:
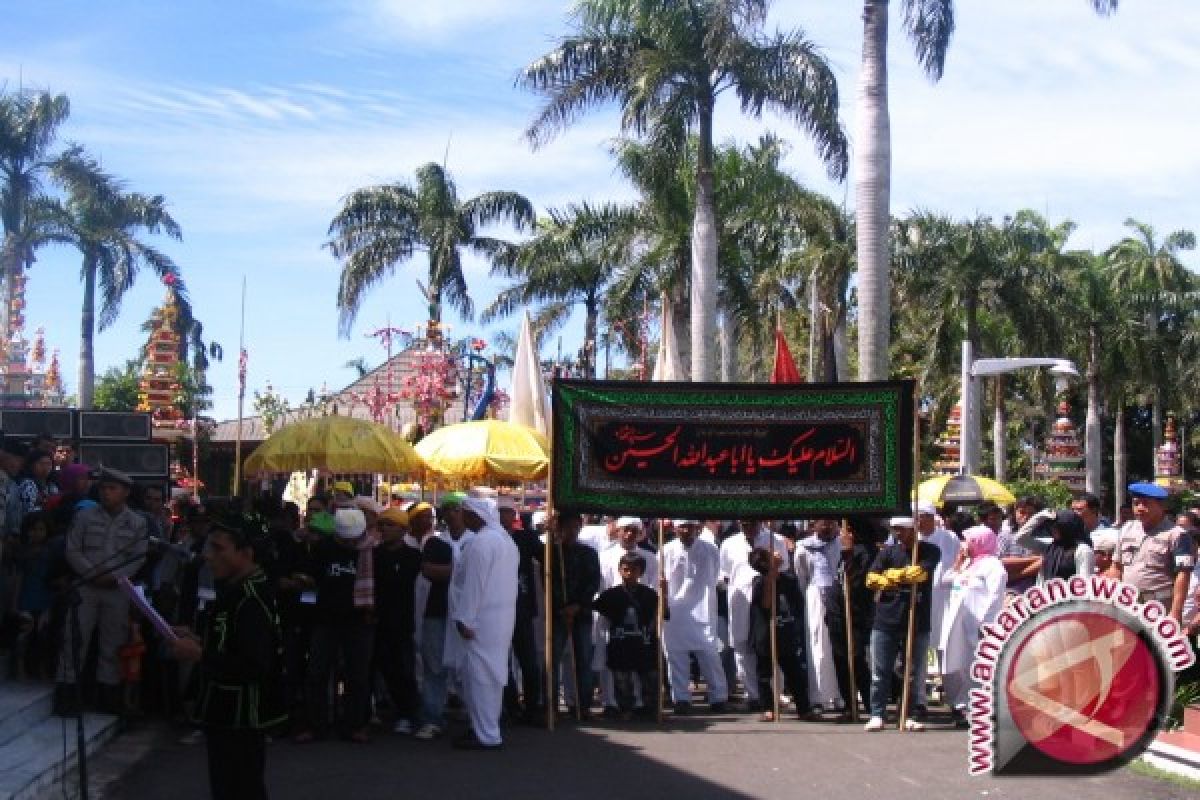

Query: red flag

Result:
[770,329,802,384]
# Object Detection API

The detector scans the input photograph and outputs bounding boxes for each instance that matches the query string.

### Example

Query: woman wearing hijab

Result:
[939,525,1007,728]
[1016,509,1095,585]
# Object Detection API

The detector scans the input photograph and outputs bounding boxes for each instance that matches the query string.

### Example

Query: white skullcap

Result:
[673,519,701,527]
[495,495,518,511]
[468,486,498,499]
[1092,528,1118,553]
[616,516,643,529]
[531,510,547,528]
[889,516,915,529]
[914,500,938,516]
[334,508,367,540]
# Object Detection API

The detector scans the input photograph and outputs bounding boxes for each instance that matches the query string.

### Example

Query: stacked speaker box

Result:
[1,408,169,493]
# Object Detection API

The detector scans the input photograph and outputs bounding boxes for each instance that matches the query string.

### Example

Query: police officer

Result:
[58,467,147,714]
[171,513,285,800]
[1111,482,1197,624]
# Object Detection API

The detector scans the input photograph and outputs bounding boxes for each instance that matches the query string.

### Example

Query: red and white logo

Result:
[968,577,1193,776]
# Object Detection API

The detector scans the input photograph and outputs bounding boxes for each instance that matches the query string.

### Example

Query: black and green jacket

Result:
[193,568,287,730]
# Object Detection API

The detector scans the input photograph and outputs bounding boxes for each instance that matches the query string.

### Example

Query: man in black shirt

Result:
[170,513,285,800]
[296,508,373,743]
[499,496,542,723]
[373,507,421,734]
[548,512,601,718]
[825,516,877,720]
[863,516,939,732]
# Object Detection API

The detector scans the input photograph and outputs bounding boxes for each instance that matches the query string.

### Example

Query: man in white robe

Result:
[720,520,790,708]
[915,500,960,715]
[595,517,658,713]
[794,519,843,711]
[662,520,728,713]
[448,497,518,749]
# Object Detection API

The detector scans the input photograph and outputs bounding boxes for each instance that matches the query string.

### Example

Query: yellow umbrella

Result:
[415,419,549,482]
[244,416,424,475]
[918,474,1016,509]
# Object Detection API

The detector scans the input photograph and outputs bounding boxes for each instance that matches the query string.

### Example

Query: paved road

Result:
[109,710,1193,800]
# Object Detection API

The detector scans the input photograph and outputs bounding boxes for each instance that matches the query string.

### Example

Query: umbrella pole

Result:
[899,382,922,732]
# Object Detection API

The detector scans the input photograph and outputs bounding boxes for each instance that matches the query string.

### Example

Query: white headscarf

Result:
[462,496,502,532]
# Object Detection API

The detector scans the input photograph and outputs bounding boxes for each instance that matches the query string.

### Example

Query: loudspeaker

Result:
[78,411,152,441]
[78,443,169,476]
[0,408,75,439]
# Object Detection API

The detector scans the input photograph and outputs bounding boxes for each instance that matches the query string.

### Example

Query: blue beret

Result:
[1128,482,1168,500]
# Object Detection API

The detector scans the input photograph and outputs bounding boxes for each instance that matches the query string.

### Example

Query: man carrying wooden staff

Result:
[862,516,940,732]
[547,511,601,720]
[826,517,876,723]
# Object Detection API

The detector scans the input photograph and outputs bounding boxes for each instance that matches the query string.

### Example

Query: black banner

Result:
[552,380,915,519]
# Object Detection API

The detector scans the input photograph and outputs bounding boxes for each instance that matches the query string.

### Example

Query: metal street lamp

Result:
[959,340,1079,476]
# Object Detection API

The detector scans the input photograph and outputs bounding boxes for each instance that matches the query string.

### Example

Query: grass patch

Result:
[1129,758,1200,790]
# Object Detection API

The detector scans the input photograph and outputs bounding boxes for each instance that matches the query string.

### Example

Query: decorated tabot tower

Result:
[932,404,963,475]
[1154,413,1186,491]
[137,282,185,423]
[1035,401,1086,492]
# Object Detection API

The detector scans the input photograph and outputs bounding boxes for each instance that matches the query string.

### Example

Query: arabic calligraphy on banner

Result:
[598,420,863,481]
[552,380,916,519]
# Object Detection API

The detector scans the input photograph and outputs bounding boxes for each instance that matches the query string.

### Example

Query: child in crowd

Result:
[593,552,665,720]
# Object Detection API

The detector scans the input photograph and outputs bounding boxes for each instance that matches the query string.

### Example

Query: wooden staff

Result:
[544,517,555,731]
[544,424,557,731]
[655,518,666,724]
[557,539,583,722]
[840,518,859,723]
[768,540,781,723]
[899,382,922,731]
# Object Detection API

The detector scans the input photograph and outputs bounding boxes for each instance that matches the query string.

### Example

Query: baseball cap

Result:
[307,511,336,536]
[379,507,409,527]
[440,491,467,510]
[332,480,355,495]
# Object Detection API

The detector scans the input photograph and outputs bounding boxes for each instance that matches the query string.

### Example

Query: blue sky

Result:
[5,0,1198,421]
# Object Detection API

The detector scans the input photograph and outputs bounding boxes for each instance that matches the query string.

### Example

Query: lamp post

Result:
[959,340,1080,476]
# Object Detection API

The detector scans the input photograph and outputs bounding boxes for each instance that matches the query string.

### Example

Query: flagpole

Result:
[232,276,246,498]
[769,547,780,723]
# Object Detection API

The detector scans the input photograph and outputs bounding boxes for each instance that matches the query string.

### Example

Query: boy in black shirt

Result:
[748,547,812,721]
[863,516,940,732]
[593,552,664,720]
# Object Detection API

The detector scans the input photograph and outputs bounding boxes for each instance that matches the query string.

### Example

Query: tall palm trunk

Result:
[1151,386,1163,456]
[691,101,718,382]
[1113,399,1127,518]
[1085,326,1103,494]
[583,297,599,379]
[854,0,891,381]
[670,277,691,374]
[719,311,738,382]
[78,254,98,409]
[832,310,849,382]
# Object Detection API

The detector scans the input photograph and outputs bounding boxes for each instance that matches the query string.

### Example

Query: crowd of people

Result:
[2,435,1199,798]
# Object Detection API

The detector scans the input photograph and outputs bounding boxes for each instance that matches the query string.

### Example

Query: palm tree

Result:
[520,0,848,381]
[1106,217,1196,454]
[0,91,105,346]
[45,166,182,408]
[854,0,1118,381]
[483,202,634,378]
[327,162,534,334]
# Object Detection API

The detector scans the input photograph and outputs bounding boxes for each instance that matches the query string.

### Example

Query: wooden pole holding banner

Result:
[232,276,246,498]
[544,382,556,731]
[768,544,780,723]
[655,518,666,724]
[840,518,860,723]
[899,382,921,731]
